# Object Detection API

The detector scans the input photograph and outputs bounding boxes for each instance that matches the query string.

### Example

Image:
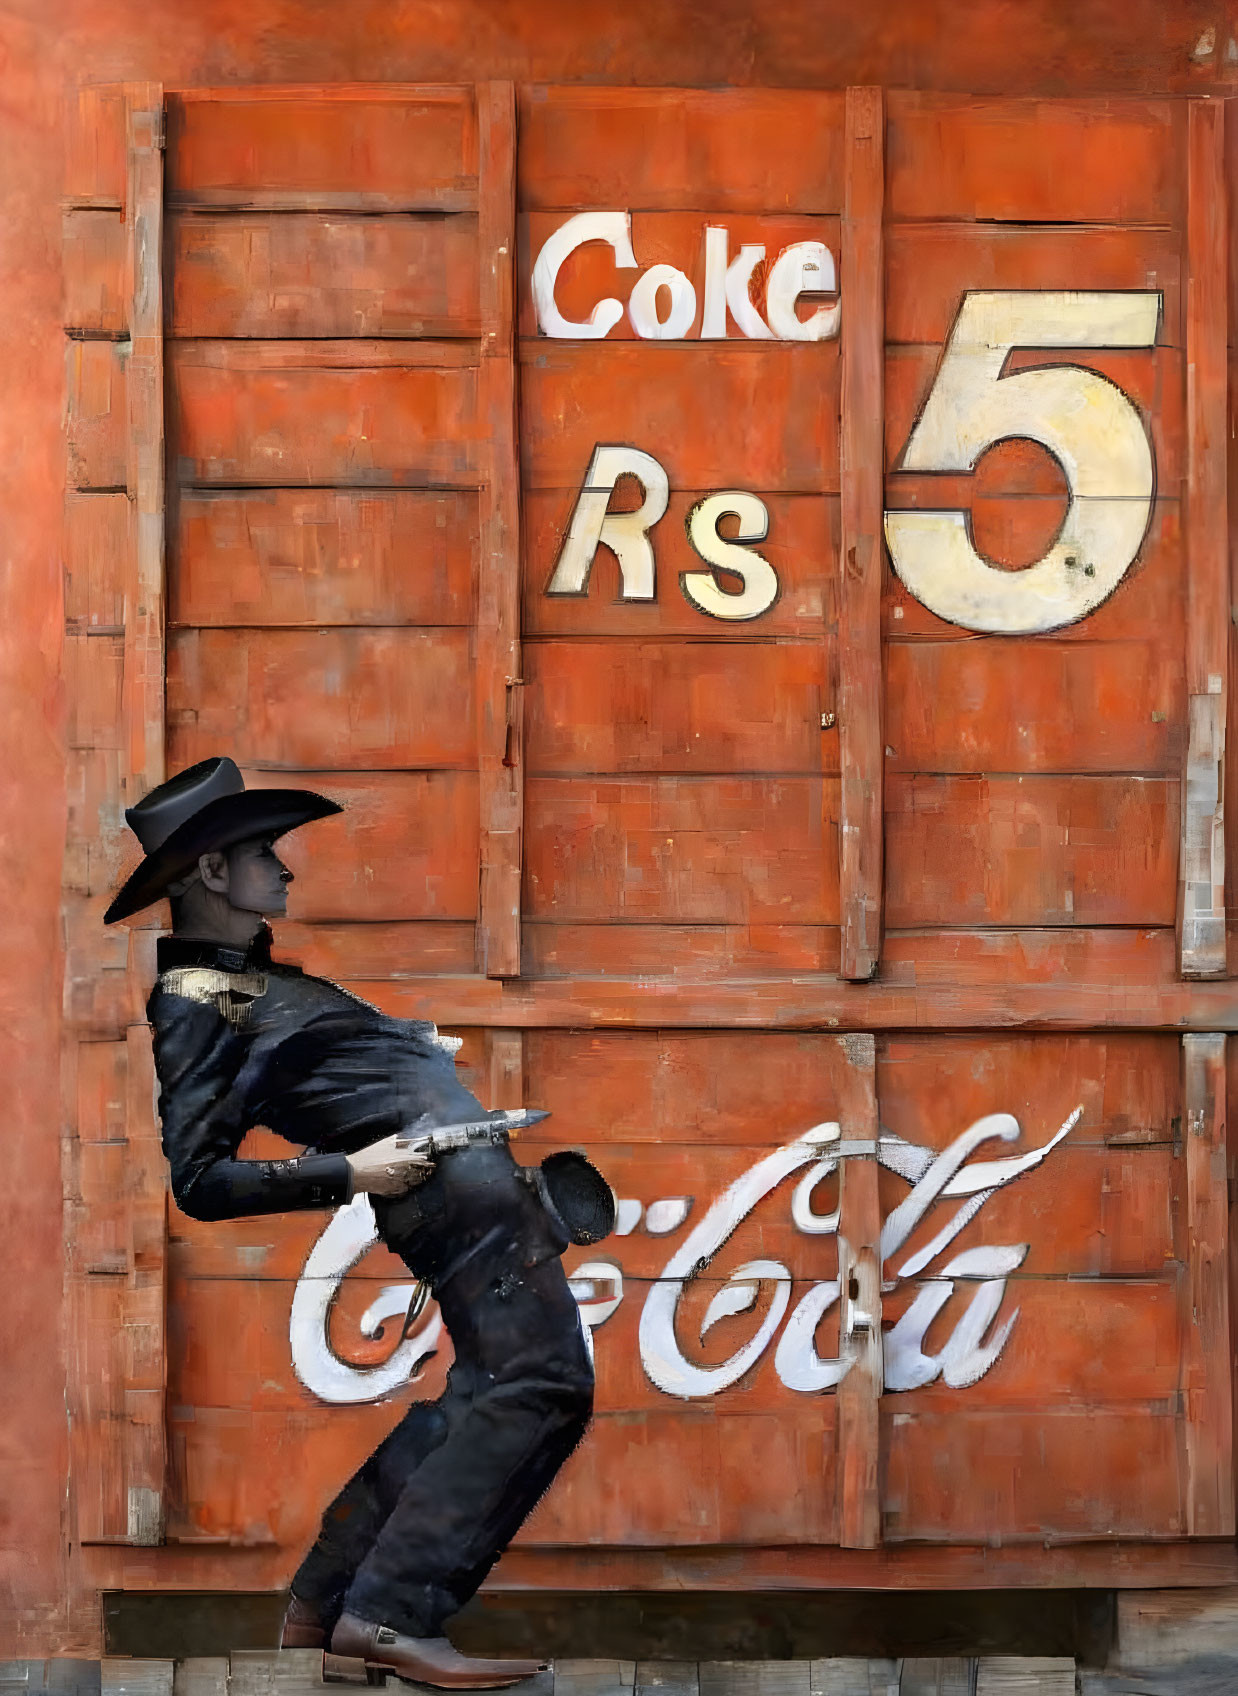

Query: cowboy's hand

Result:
[346,1133,434,1197]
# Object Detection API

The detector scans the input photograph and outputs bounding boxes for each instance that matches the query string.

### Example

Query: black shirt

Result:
[148,927,486,1223]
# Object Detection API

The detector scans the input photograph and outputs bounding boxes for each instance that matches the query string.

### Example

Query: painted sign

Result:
[542,285,1161,634]
[291,1106,1080,1407]
[532,212,840,342]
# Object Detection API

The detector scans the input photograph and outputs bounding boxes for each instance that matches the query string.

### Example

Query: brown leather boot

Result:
[330,1613,546,1689]
[281,1593,330,1649]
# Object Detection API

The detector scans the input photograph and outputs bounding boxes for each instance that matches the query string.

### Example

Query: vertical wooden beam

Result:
[836,1032,882,1549]
[1180,1033,1234,1534]
[485,1027,524,1112]
[1181,98,1228,977]
[838,87,886,983]
[124,91,166,794]
[62,81,168,1552]
[475,81,523,979]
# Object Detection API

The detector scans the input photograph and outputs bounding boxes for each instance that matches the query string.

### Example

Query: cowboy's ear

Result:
[198,850,230,895]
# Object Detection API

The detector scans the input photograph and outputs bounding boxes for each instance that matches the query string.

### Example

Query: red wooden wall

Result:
[10,0,1238,1658]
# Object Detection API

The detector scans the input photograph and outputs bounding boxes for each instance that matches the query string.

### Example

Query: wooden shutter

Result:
[63,81,168,1546]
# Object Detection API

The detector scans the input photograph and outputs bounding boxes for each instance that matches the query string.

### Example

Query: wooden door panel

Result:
[521,343,840,492]
[522,920,841,978]
[885,94,1183,223]
[885,775,1179,927]
[170,211,481,338]
[167,92,479,210]
[173,489,478,628]
[169,344,481,487]
[882,1409,1184,1541]
[524,639,834,775]
[886,641,1184,773]
[886,223,1184,347]
[167,628,478,770]
[517,88,846,213]
[523,775,840,923]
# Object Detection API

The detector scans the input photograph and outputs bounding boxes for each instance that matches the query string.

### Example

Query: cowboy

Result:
[105,757,608,1689]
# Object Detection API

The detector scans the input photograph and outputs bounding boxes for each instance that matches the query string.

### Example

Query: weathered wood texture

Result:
[881,91,1188,972]
[837,87,884,981]
[1180,99,1229,975]
[475,82,523,977]
[62,82,168,1549]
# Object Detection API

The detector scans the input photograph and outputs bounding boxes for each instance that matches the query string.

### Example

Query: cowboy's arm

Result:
[149,987,355,1222]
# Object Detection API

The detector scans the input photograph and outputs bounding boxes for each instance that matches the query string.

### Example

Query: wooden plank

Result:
[485,1027,524,1112]
[168,347,480,488]
[523,776,839,923]
[1181,1033,1234,1534]
[837,87,884,982]
[1180,99,1229,976]
[65,83,127,207]
[62,85,168,1554]
[362,940,1238,1032]
[520,343,840,492]
[65,491,131,634]
[975,1661,1074,1696]
[171,489,477,628]
[264,771,481,921]
[63,207,127,336]
[475,81,523,979]
[166,627,478,770]
[882,1409,1185,1541]
[523,923,841,979]
[517,88,845,213]
[169,211,480,338]
[524,1028,925,1147]
[524,492,838,639]
[886,93,1182,223]
[166,91,478,210]
[524,640,834,774]
[834,1032,881,1547]
[886,642,1182,773]
[883,1280,1182,1408]
[884,500,1182,646]
[1113,1587,1238,1667]
[124,90,166,794]
[886,774,1178,927]
[519,211,840,341]
[886,223,1183,348]
[66,338,128,490]
[886,345,1185,492]
[275,919,477,978]
[877,1033,1180,1151]
[881,1144,1175,1279]
[492,1540,1238,1592]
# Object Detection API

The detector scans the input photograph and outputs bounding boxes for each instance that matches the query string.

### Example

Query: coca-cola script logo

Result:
[290,1108,1080,1406]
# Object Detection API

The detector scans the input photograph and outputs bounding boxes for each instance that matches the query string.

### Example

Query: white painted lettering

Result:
[682,491,778,621]
[546,444,669,601]
[531,211,638,339]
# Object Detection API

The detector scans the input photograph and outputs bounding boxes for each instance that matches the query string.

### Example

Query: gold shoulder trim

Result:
[160,967,268,1028]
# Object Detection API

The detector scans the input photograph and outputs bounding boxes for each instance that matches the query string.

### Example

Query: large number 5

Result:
[883,291,1161,634]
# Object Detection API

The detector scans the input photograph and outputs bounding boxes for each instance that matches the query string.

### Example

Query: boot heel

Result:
[322,1653,387,1686]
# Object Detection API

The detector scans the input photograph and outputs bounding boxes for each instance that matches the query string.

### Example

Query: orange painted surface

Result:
[8,0,1238,1660]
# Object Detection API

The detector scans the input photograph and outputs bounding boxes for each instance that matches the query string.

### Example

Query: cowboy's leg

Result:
[339,1260,593,1637]
[289,1392,452,1627]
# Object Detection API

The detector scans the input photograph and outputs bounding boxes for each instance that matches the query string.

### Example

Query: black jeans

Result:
[292,1148,595,1637]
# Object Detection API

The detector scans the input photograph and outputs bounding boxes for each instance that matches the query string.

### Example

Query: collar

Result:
[156,923,275,976]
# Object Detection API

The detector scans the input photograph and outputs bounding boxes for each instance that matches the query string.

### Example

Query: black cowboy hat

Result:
[104,756,342,924]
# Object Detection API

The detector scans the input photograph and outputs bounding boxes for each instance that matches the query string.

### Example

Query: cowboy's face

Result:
[203,834,294,918]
